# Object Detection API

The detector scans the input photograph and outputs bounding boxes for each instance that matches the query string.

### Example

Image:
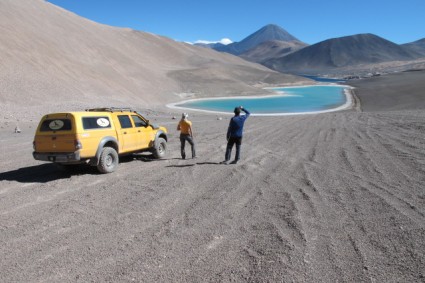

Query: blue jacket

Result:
[227,108,250,138]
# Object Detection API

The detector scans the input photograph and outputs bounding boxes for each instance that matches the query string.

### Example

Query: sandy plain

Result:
[1,0,424,282]
[1,71,424,282]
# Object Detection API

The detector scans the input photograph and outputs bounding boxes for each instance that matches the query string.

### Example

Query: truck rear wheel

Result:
[152,138,167,159]
[97,147,119,173]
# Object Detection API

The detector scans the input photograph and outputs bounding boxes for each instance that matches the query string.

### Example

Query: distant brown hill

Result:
[214,24,302,56]
[263,34,424,74]
[0,0,308,116]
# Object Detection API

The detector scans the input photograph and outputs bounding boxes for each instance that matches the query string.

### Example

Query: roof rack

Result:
[85,107,134,113]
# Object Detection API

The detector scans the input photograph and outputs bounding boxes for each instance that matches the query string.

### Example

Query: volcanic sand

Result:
[0,71,424,282]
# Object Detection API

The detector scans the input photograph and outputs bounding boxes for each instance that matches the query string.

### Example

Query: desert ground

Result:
[1,71,424,282]
[1,1,424,282]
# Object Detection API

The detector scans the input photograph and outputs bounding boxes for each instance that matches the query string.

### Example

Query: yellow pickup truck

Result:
[33,107,168,173]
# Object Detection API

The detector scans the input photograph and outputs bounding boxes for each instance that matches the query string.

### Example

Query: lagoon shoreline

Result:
[167,84,354,116]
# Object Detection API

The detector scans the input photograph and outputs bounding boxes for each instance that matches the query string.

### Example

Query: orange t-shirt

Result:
[178,119,192,135]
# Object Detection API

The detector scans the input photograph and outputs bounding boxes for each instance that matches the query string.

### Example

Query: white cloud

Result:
[194,38,233,45]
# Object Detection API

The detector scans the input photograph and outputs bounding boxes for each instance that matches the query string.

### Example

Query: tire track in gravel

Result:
[299,159,373,282]
[299,164,379,282]
[91,127,271,274]
[296,112,425,282]
[242,115,339,281]
[114,116,318,282]
[2,109,425,282]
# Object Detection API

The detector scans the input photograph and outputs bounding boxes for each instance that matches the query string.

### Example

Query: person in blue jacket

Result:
[221,106,250,164]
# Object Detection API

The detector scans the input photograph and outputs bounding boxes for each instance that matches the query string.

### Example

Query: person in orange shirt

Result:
[177,113,196,159]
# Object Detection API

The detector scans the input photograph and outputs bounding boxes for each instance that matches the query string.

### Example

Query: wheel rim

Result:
[106,154,113,167]
[159,143,165,154]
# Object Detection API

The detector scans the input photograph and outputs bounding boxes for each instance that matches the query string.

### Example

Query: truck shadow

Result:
[0,163,98,183]
[1,155,170,183]
[128,154,157,162]
[121,153,168,163]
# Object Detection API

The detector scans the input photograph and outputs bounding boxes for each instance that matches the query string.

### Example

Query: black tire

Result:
[97,147,119,173]
[152,137,167,159]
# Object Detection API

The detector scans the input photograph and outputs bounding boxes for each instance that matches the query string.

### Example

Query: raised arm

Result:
[241,107,250,118]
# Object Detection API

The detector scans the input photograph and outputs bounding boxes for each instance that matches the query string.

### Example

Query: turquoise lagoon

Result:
[169,85,352,116]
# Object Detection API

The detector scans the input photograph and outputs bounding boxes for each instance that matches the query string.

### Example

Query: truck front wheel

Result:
[152,138,167,159]
[97,147,119,173]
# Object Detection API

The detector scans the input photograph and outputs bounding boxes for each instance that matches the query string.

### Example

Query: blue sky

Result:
[47,0,425,45]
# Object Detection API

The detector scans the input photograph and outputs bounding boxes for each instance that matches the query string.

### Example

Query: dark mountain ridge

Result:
[403,38,425,56]
[264,33,424,73]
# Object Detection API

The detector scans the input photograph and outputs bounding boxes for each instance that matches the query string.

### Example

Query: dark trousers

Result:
[225,136,242,161]
[180,134,196,158]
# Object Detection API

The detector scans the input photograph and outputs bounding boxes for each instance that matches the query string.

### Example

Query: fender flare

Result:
[91,136,119,165]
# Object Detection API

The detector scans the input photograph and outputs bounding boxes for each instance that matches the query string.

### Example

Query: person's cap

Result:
[182,113,188,119]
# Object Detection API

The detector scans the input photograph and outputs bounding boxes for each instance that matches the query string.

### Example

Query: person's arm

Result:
[188,123,193,137]
[241,106,250,118]
[226,120,232,140]
[177,122,181,131]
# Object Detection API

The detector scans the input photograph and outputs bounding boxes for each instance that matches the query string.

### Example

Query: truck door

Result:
[117,115,138,152]
[131,115,153,149]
